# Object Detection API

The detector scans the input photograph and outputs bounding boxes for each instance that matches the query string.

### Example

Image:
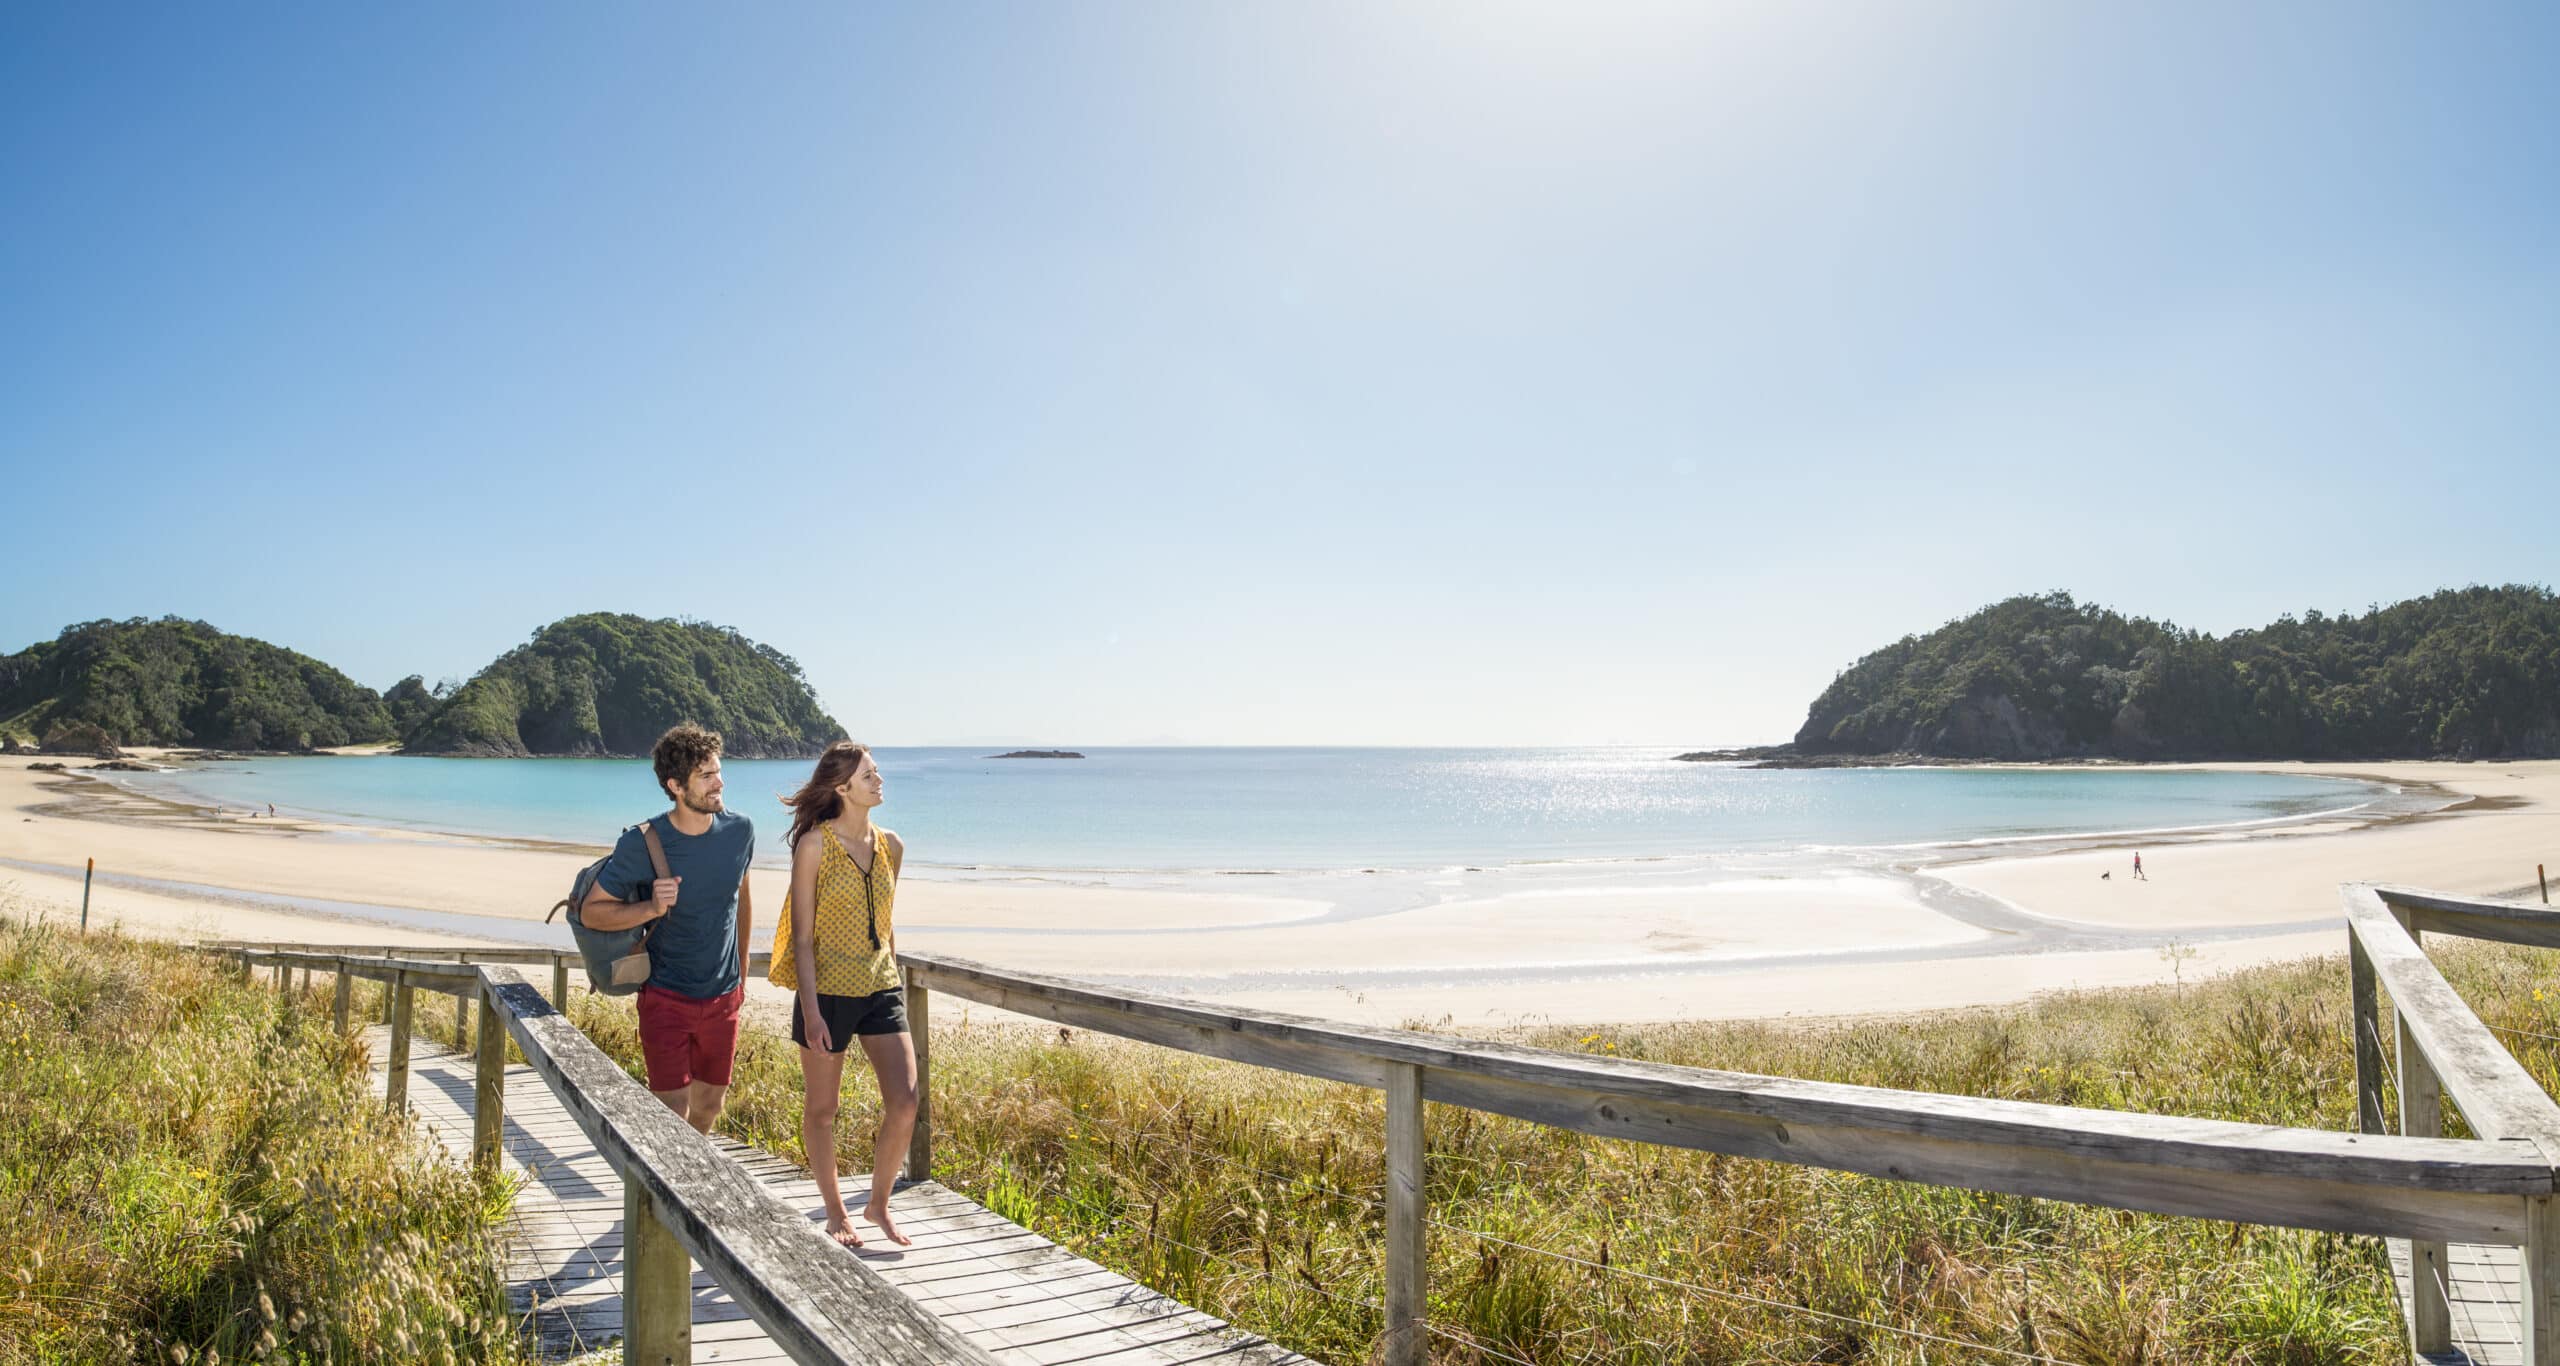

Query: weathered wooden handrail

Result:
[216,881,2560,1366]
[2345,883,2560,1361]
[902,892,2560,1366]
[223,947,996,1366]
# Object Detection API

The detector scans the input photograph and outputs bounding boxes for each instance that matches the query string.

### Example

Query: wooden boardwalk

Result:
[364,1028,1316,1365]
[2394,1239,2530,1366]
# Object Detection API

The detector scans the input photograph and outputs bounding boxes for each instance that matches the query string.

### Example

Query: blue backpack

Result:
[547,820,671,995]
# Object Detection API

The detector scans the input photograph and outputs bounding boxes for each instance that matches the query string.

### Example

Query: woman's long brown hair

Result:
[780,740,871,850]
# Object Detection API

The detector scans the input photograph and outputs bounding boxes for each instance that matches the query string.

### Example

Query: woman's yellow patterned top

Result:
[769,824,901,996]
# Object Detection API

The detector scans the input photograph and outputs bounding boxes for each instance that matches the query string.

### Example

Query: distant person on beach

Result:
[2133,851,2146,880]
[580,724,756,1136]
[771,740,918,1248]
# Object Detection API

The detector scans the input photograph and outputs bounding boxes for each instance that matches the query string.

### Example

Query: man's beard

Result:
[681,791,724,815]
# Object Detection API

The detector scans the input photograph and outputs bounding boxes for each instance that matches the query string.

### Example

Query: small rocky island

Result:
[990,750,1085,759]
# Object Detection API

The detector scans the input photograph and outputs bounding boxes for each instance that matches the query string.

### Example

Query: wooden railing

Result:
[218,944,995,1366]
[2348,883,2560,1361]
[214,880,2560,1366]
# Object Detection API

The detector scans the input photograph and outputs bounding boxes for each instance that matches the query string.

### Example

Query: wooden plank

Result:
[2380,885,2560,952]
[478,966,1001,1364]
[1425,1064,2535,1244]
[907,953,2551,1193]
[901,966,1393,1091]
[2347,886,2560,1153]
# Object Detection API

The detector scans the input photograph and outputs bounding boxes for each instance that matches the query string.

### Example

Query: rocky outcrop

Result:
[39,721,121,758]
[990,750,1085,759]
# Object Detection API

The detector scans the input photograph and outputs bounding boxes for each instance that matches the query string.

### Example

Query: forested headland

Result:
[1770,585,2560,762]
[0,613,845,758]
[0,618,395,753]
[396,613,845,757]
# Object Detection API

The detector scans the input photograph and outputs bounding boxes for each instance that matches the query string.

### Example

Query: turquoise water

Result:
[119,749,2396,875]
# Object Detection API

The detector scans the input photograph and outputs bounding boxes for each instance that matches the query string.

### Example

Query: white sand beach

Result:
[3,752,2554,1029]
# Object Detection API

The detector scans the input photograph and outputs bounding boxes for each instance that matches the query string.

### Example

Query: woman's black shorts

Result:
[793,988,908,1052]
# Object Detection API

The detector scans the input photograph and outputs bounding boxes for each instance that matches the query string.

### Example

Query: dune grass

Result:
[527,938,2560,1366]
[0,912,524,1366]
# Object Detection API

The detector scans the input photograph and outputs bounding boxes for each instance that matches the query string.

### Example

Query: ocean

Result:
[117,748,2405,877]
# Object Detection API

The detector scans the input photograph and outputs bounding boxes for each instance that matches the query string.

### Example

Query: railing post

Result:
[474,979,506,1174]
[387,973,414,1112]
[552,955,571,1010]
[273,961,289,995]
[456,954,473,1053]
[904,983,933,1183]
[2397,1008,2451,1354]
[332,969,352,1033]
[1383,1061,1425,1366]
[2526,1195,2560,1365]
[379,952,396,1022]
[2350,929,2383,1135]
[624,1178,692,1365]
[299,966,311,994]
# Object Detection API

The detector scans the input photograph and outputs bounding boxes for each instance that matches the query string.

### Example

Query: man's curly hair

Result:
[652,723,723,800]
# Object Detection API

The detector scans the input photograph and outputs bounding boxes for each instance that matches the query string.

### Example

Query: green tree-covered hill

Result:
[0,618,395,752]
[1791,586,2560,760]
[401,614,846,757]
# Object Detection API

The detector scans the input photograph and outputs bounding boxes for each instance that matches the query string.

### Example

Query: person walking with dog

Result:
[770,740,917,1248]
[580,724,756,1135]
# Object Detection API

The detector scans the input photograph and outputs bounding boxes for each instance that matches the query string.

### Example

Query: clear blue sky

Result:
[3,3,2553,745]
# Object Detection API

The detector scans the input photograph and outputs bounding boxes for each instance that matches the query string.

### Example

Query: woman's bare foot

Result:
[822,1213,864,1249]
[862,1199,913,1247]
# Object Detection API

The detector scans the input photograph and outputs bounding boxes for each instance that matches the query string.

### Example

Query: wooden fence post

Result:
[904,984,932,1183]
[2525,1195,2559,1366]
[624,1179,693,1365]
[332,970,352,1033]
[1383,1062,1426,1366]
[387,974,414,1112]
[2350,930,2383,1135]
[455,954,473,1053]
[474,980,506,1174]
[2397,1009,2451,1354]
[273,961,289,995]
[380,953,397,1022]
[552,955,571,1010]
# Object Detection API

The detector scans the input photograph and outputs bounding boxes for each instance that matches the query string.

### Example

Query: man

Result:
[582,723,756,1134]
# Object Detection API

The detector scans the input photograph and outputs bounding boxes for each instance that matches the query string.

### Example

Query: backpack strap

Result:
[639,820,672,881]
[635,820,674,948]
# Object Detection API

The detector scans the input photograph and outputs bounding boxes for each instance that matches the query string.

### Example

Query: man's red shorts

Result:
[635,984,744,1092]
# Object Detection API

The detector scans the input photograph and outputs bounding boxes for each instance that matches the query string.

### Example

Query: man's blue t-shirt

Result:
[596,810,755,1000]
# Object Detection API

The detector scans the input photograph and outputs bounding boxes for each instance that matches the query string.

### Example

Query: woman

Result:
[771,741,916,1248]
